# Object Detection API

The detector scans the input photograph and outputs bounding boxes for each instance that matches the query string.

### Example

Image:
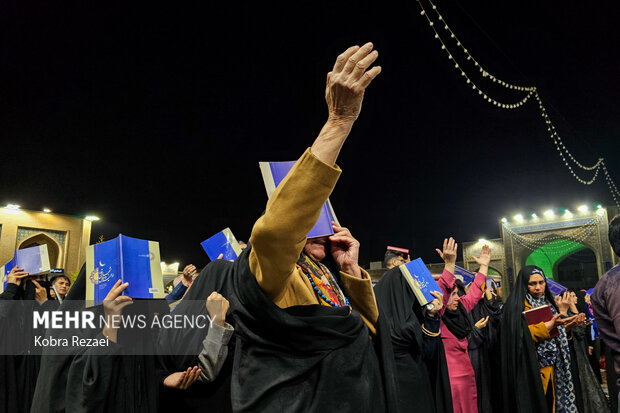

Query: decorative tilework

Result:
[17,227,66,245]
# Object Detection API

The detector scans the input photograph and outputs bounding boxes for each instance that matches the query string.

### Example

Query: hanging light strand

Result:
[603,163,620,208]
[502,217,600,252]
[416,0,619,207]
[417,0,535,109]
[419,0,535,93]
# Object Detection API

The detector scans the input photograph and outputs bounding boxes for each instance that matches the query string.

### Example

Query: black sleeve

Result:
[0,283,20,300]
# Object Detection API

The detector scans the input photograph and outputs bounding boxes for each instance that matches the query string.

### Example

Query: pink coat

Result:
[438,269,486,413]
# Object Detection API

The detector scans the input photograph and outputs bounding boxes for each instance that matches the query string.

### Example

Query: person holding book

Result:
[500,265,585,413]
[165,264,197,304]
[157,260,236,413]
[0,266,54,413]
[435,237,490,413]
[222,42,398,411]
[374,264,453,413]
[467,286,503,413]
[384,249,409,269]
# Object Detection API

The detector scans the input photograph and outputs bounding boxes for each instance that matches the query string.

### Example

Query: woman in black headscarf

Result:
[567,290,609,412]
[500,265,583,413]
[468,285,503,413]
[0,266,55,413]
[157,259,236,413]
[373,266,452,413]
[31,265,162,412]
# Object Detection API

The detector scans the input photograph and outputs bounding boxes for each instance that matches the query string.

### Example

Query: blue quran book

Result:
[201,228,242,261]
[399,258,442,306]
[86,234,165,306]
[546,278,568,296]
[259,160,339,238]
[486,278,497,291]
[454,265,476,285]
[0,245,51,293]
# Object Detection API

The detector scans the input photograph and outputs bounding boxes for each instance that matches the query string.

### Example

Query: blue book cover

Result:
[259,160,339,238]
[486,278,497,291]
[0,245,51,293]
[546,278,568,296]
[399,258,442,306]
[86,234,165,306]
[454,265,476,285]
[201,228,242,261]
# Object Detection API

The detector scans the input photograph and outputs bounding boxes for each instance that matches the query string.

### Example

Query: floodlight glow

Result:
[578,205,588,213]
[501,217,508,223]
[3,204,21,214]
[84,215,100,221]
[544,209,555,218]
[596,204,602,209]
[43,208,52,213]
[478,238,487,243]
[531,213,538,219]
[514,214,524,222]
[564,209,573,217]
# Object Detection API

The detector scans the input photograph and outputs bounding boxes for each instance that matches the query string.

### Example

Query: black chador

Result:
[373,267,453,413]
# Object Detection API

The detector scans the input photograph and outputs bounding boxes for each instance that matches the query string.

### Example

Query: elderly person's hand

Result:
[329,222,362,279]
[325,42,381,123]
[312,43,381,166]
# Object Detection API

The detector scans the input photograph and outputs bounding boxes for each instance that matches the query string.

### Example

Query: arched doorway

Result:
[525,239,587,281]
[18,233,62,268]
[555,249,598,290]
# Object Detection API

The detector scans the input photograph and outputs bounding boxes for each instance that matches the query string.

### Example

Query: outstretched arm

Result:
[460,245,491,312]
[249,43,381,300]
[436,237,458,306]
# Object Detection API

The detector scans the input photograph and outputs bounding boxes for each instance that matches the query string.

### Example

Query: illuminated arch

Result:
[525,239,587,280]
[17,232,63,268]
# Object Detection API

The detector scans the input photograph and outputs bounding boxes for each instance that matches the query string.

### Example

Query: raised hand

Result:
[181,264,196,287]
[427,291,444,316]
[472,245,491,274]
[555,292,571,316]
[326,42,381,123]
[474,316,490,329]
[163,366,202,390]
[435,237,458,274]
[7,267,29,286]
[206,292,229,327]
[329,222,362,279]
[102,280,133,342]
[312,43,382,166]
[31,280,48,304]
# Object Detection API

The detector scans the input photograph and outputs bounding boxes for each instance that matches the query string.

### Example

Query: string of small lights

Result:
[502,217,600,252]
[416,0,619,208]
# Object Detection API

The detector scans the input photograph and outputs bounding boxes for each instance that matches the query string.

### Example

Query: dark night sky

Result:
[1,0,619,269]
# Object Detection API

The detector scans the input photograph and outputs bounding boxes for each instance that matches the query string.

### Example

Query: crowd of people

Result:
[1,42,619,413]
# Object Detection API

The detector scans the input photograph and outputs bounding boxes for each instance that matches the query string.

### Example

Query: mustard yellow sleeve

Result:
[249,148,341,301]
[528,321,551,343]
[340,269,378,336]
